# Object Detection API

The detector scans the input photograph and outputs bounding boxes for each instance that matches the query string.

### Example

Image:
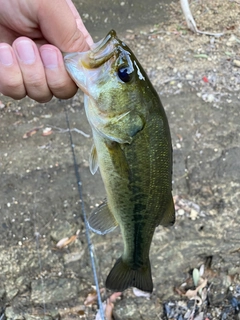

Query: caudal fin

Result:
[105,257,153,293]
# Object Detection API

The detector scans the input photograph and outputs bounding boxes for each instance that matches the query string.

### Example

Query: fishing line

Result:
[64,106,105,320]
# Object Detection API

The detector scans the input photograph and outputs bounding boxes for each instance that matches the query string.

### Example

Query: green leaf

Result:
[194,54,208,59]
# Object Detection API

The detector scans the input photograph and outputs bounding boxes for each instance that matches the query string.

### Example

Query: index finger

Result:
[65,0,93,46]
[36,0,92,52]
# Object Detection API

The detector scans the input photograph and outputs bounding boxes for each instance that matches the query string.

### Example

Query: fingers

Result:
[12,37,52,102]
[0,38,78,102]
[65,0,93,46]
[37,0,92,52]
[39,44,78,99]
[0,43,25,99]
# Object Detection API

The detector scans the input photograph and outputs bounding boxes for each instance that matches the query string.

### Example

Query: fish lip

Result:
[86,30,120,69]
[91,30,117,53]
[63,30,122,70]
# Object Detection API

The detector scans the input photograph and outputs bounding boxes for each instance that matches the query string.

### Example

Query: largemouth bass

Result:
[64,30,175,293]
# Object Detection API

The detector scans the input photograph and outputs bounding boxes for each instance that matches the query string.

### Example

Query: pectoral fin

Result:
[158,195,175,227]
[88,200,118,235]
[89,144,98,175]
[104,111,144,144]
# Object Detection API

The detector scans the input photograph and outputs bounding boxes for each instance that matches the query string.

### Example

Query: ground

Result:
[0,0,240,319]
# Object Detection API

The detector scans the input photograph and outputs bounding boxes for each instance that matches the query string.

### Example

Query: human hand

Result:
[0,0,93,102]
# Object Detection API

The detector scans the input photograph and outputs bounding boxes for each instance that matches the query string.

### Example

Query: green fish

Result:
[64,30,175,293]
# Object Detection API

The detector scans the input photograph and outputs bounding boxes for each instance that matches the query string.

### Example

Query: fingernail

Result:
[41,48,58,69]
[15,40,36,64]
[0,45,13,66]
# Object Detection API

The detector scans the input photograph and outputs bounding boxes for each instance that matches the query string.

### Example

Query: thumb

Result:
[37,0,93,52]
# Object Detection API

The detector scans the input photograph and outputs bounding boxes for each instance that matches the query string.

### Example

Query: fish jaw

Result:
[63,30,118,97]
[63,51,93,96]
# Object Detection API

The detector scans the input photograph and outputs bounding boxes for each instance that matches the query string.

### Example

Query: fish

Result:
[63,30,175,293]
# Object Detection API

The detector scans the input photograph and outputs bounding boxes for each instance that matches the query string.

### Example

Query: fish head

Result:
[63,30,149,142]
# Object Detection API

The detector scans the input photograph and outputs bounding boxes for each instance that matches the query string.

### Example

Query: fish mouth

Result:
[63,30,120,71]
[85,30,120,69]
[63,30,122,94]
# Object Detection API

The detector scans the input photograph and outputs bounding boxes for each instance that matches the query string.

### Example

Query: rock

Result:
[226,34,237,46]
[177,209,185,216]
[31,278,78,304]
[233,60,240,68]
[206,93,215,103]
[186,74,193,80]
[0,286,5,299]
[50,221,73,242]
[6,285,19,300]
[5,306,25,320]
[25,316,52,320]
[190,209,198,220]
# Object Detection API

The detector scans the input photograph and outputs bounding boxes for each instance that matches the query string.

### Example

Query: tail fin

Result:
[105,257,153,293]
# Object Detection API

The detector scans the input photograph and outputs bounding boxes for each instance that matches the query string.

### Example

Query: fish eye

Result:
[117,66,133,83]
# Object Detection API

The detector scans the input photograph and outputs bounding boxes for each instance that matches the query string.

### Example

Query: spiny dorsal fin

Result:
[88,200,118,235]
[89,144,98,175]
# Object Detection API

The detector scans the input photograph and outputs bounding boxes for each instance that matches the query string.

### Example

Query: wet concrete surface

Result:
[0,0,240,319]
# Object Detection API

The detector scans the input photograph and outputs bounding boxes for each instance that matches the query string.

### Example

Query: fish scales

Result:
[64,30,175,293]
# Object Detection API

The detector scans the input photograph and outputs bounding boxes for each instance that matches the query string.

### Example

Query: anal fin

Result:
[159,195,175,227]
[88,200,118,235]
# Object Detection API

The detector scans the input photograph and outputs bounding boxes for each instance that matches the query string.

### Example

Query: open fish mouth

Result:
[64,30,120,70]
[63,30,123,94]
[86,30,120,69]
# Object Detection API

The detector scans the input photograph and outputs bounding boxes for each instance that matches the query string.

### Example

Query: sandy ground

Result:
[0,0,240,319]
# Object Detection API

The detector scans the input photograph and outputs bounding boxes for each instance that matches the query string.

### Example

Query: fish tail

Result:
[105,257,153,293]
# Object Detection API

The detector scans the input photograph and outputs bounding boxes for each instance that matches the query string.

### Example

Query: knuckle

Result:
[50,79,78,99]
[34,94,53,103]
[23,72,53,102]
[25,72,45,88]
[27,89,52,103]
[0,77,25,99]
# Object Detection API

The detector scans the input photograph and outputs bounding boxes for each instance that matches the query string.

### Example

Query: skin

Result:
[0,0,93,102]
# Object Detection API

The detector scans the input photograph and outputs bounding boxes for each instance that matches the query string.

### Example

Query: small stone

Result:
[190,209,198,220]
[209,209,217,215]
[207,93,215,103]
[226,34,237,46]
[186,74,193,80]
[177,82,183,89]
[0,101,5,109]
[176,143,181,149]
[233,60,240,67]
[177,209,185,216]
